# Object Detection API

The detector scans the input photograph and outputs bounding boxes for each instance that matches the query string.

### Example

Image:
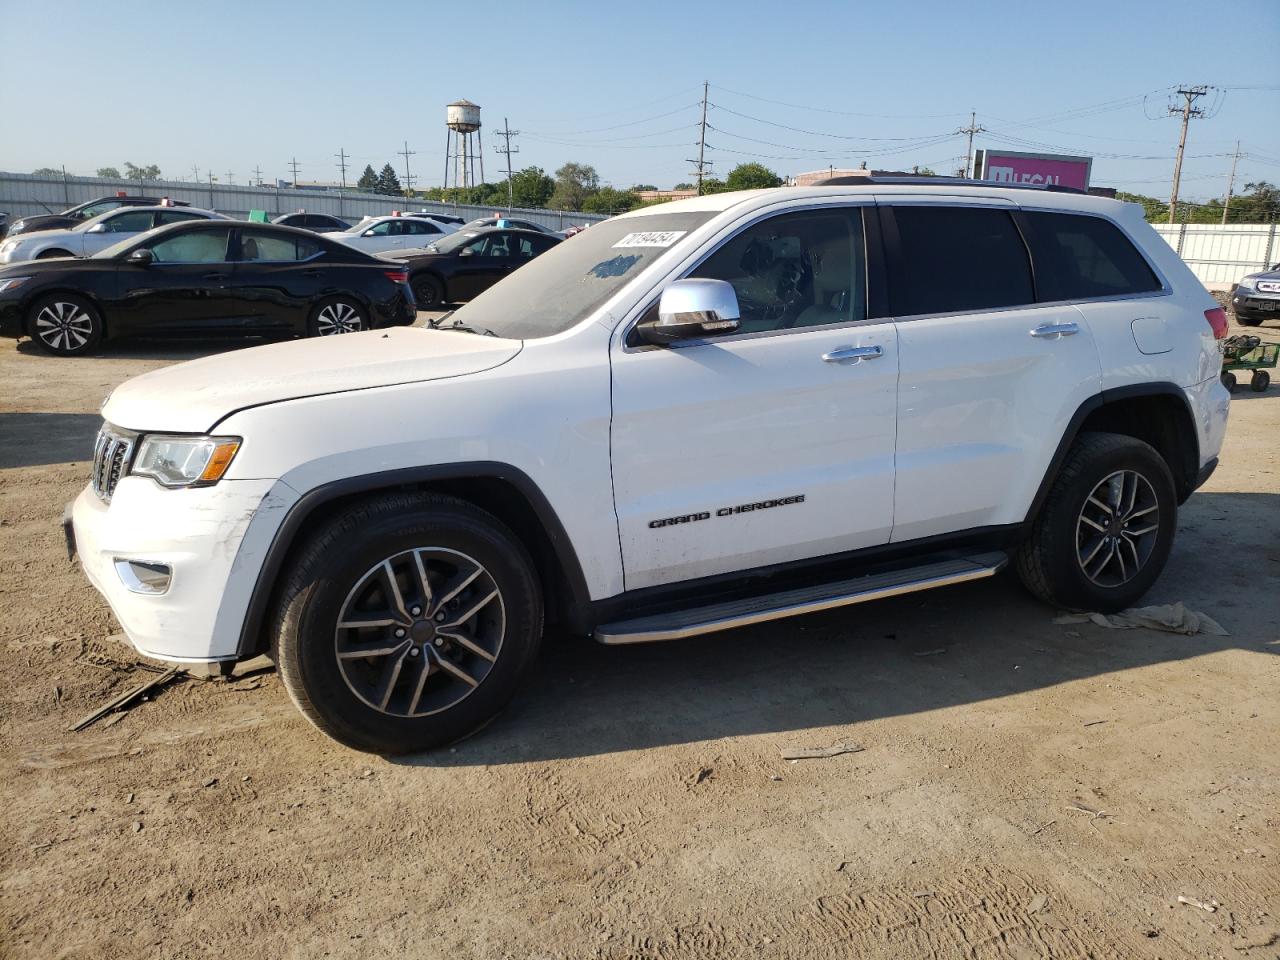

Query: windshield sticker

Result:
[588,254,641,279]
[612,230,686,249]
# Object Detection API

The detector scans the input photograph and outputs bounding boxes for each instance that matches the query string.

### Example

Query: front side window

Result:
[364,221,394,237]
[238,230,322,262]
[101,210,155,233]
[460,236,500,258]
[689,208,867,334]
[1023,211,1161,301]
[888,206,1033,316]
[146,228,232,263]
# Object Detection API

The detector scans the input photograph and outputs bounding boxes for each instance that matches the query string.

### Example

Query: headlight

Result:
[0,240,18,256]
[0,275,31,293]
[1236,277,1257,292]
[131,435,241,488]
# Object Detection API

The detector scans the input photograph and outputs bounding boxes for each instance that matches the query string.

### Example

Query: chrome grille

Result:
[91,428,135,502]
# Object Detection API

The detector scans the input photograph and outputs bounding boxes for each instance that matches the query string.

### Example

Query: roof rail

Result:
[813,175,1085,195]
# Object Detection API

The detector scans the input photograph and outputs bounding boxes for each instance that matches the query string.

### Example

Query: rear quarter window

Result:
[1023,211,1161,301]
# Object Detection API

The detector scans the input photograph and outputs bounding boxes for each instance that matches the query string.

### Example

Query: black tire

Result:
[1221,371,1237,392]
[307,296,367,336]
[1251,369,1270,392]
[36,248,73,259]
[272,493,543,754]
[411,274,443,309]
[26,293,104,356]
[1236,316,1262,327]
[1015,432,1177,613]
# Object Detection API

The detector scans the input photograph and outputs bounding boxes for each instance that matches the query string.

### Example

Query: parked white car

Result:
[69,180,1230,754]
[325,215,455,255]
[0,206,227,263]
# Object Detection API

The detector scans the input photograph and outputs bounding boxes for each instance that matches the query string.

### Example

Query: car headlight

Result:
[0,275,31,293]
[131,435,241,488]
[0,240,18,256]
[1236,277,1257,292]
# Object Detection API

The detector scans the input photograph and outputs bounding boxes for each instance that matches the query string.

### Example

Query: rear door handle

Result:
[1030,322,1079,339]
[203,272,228,280]
[822,344,883,364]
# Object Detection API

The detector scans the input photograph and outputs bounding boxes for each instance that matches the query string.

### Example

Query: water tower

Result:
[444,99,484,191]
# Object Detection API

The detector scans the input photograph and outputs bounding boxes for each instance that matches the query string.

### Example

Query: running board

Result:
[594,552,1008,645]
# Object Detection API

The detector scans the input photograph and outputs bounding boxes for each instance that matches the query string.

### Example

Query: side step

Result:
[594,552,1008,645]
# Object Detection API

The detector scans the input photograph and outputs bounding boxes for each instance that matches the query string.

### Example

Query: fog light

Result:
[114,559,172,595]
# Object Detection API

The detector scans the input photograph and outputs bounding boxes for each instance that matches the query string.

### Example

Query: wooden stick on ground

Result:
[68,667,184,732]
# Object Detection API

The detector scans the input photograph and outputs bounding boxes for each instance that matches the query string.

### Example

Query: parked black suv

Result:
[3,196,190,239]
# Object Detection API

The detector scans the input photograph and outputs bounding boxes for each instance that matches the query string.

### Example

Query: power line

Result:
[709,83,962,120]
[709,102,949,141]
[288,157,301,188]
[494,117,520,210]
[1167,85,1208,223]
[523,103,698,137]
[252,164,264,187]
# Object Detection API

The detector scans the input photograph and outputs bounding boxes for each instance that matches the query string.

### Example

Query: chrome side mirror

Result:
[87,223,107,234]
[638,278,741,345]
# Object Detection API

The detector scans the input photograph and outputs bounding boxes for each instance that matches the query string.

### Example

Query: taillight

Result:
[1204,307,1228,340]
[383,270,408,283]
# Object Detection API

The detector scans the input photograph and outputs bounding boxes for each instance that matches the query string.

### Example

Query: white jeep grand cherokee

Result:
[68,180,1231,753]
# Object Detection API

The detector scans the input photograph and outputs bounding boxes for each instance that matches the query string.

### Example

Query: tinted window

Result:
[888,206,1033,316]
[155,210,202,226]
[690,208,866,334]
[461,236,503,258]
[101,210,155,233]
[1024,211,1161,301]
[238,230,322,261]
[365,221,394,236]
[147,228,231,263]
[405,220,440,235]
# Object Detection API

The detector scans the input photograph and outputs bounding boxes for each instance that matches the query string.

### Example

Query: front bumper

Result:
[1232,292,1280,322]
[69,475,299,663]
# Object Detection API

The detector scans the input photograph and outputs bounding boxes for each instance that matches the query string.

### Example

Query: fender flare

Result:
[1025,382,1200,524]
[234,461,592,657]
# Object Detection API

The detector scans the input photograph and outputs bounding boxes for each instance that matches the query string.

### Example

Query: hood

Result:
[7,214,76,235]
[103,326,523,433]
[0,255,111,278]
[1243,269,1280,283]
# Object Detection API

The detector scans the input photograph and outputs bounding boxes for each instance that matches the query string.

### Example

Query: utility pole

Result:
[689,80,710,195]
[207,171,217,209]
[956,111,986,178]
[494,118,520,210]
[334,148,349,190]
[1167,85,1208,224]
[1222,139,1240,225]
[288,157,301,189]
[191,163,200,183]
[225,170,234,186]
[398,141,417,197]
[253,164,264,188]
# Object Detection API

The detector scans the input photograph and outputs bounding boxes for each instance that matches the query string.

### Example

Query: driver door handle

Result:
[823,344,883,364]
[202,272,228,281]
[1030,321,1079,339]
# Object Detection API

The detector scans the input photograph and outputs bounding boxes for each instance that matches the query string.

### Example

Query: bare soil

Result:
[2,320,1278,960]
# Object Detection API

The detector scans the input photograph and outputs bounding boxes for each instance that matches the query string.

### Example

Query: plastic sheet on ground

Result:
[1054,602,1229,636]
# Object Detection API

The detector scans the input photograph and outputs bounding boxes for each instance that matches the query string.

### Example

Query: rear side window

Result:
[1023,211,1161,301]
[888,206,1033,316]
[238,230,322,261]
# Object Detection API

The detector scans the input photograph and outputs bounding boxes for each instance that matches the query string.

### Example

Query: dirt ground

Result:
[2,315,1277,960]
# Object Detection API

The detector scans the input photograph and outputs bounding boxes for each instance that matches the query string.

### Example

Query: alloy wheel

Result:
[315,301,364,335]
[1075,470,1160,588]
[334,547,505,717]
[35,301,95,351]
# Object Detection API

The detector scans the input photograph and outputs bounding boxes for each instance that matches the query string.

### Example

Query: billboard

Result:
[973,149,1092,191]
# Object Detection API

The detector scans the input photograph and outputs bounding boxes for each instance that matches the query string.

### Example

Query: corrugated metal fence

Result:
[1152,223,1278,287]
[0,171,608,231]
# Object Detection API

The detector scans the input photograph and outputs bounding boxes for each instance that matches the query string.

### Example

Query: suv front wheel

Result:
[1016,432,1177,613]
[272,493,543,754]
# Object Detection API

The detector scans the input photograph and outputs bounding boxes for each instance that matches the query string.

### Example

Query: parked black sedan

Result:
[0,220,415,356]
[3,195,190,239]
[384,227,560,307]
[273,212,352,232]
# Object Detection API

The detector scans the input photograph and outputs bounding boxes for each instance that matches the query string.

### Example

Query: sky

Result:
[1,0,1278,203]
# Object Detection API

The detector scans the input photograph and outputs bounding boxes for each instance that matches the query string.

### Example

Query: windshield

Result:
[450,211,715,339]
[427,230,483,254]
[341,218,377,234]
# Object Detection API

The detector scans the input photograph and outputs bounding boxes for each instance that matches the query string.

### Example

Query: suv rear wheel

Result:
[1016,432,1176,613]
[272,493,543,754]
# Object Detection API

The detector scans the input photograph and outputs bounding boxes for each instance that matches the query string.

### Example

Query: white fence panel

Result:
[1152,223,1278,287]
[0,171,608,231]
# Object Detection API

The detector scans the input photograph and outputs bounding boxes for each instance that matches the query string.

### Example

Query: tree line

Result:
[1118,181,1278,224]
